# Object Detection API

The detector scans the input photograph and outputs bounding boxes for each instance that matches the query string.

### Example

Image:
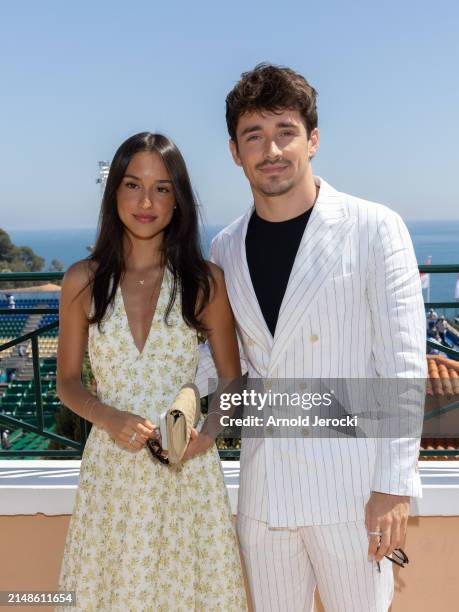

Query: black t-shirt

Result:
[245,207,313,337]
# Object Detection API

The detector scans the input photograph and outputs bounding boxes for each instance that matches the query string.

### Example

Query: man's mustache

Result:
[256,158,291,170]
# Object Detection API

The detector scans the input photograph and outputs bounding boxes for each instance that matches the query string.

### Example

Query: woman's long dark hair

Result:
[88,132,212,334]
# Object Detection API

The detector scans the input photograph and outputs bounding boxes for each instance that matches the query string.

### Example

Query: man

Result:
[436,315,448,344]
[1,429,11,450]
[427,307,438,332]
[195,64,426,611]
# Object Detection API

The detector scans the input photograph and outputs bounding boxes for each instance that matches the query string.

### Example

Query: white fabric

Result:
[195,176,426,528]
[237,513,394,612]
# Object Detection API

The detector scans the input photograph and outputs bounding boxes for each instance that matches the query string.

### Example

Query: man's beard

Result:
[257,177,295,197]
[255,158,295,197]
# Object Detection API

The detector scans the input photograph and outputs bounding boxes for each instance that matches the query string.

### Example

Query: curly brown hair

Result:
[226,63,318,143]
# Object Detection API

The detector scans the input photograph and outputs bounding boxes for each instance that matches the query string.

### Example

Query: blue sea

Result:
[8,220,459,309]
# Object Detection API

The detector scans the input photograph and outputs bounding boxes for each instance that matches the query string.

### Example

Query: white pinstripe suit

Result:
[195,177,426,611]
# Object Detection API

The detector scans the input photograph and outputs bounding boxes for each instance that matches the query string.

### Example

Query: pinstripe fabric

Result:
[195,176,426,528]
[237,514,394,612]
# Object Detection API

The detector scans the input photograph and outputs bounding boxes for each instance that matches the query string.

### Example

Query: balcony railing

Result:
[1,268,459,459]
[0,272,90,458]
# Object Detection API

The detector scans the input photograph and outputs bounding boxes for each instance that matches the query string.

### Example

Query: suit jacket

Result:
[195,177,426,527]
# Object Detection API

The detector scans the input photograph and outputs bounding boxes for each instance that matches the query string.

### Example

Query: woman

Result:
[56,133,247,611]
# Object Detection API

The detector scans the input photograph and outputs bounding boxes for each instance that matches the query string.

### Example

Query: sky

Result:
[1,0,458,229]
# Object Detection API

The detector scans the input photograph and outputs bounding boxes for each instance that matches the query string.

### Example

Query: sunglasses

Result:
[376,548,409,573]
[146,437,169,465]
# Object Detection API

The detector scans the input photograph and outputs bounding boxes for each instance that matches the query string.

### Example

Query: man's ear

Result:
[229,138,242,167]
[308,128,320,159]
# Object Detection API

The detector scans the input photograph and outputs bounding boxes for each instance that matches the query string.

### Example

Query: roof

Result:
[422,355,459,457]
[426,355,459,396]
[0,283,61,293]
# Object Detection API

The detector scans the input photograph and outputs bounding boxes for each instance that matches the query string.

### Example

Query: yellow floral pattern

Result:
[57,268,247,611]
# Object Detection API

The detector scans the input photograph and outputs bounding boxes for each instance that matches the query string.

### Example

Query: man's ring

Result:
[129,432,137,445]
[368,531,383,536]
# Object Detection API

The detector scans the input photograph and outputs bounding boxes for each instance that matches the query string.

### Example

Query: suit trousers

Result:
[237,513,394,612]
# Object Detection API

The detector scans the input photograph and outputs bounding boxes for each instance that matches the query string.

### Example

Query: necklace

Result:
[137,274,156,287]
[125,268,163,291]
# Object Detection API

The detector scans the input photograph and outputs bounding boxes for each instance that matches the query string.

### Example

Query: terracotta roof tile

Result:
[426,355,459,396]
[422,356,459,458]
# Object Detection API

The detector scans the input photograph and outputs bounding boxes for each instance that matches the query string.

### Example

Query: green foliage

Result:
[48,258,64,272]
[0,228,45,287]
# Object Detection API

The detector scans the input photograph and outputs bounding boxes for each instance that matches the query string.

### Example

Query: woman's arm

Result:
[200,262,241,381]
[56,261,106,425]
[56,261,156,452]
[182,262,243,460]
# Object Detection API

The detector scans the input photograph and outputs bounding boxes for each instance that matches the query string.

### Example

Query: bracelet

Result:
[81,396,92,415]
[87,399,100,423]
[82,396,100,423]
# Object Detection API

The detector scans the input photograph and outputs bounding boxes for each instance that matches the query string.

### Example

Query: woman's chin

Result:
[124,224,163,241]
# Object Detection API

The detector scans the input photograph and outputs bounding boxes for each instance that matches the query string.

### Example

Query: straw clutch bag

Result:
[158,383,201,464]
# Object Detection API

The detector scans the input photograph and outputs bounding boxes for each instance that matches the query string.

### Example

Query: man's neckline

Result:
[251,205,314,225]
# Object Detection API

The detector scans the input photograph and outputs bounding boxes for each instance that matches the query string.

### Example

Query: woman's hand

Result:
[182,428,214,461]
[102,405,159,453]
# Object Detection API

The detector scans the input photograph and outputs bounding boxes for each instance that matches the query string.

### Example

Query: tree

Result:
[0,228,45,287]
[48,259,64,272]
[0,229,17,263]
[16,246,44,271]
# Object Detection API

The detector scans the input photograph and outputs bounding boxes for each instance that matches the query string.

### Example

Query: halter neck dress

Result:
[57,268,247,611]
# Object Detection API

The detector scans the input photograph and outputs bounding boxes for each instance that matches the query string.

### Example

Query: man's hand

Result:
[181,428,214,461]
[365,491,410,562]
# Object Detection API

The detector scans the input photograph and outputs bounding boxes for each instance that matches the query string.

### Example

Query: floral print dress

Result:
[57,268,247,611]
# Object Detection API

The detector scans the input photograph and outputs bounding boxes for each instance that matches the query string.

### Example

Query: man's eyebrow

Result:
[123,173,172,183]
[276,121,299,129]
[239,121,300,137]
[239,125,262,137]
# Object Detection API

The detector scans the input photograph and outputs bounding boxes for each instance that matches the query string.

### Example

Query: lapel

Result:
[267,177,355,375]
[225,208,274,354]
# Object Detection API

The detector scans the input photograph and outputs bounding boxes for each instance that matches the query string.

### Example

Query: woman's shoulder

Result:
[62,259,97,299]
[65,258,97,280]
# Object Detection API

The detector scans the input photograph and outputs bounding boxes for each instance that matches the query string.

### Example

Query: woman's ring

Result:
[368,531,383,536]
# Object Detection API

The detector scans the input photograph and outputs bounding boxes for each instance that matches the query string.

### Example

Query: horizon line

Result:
[4,218,459,232]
